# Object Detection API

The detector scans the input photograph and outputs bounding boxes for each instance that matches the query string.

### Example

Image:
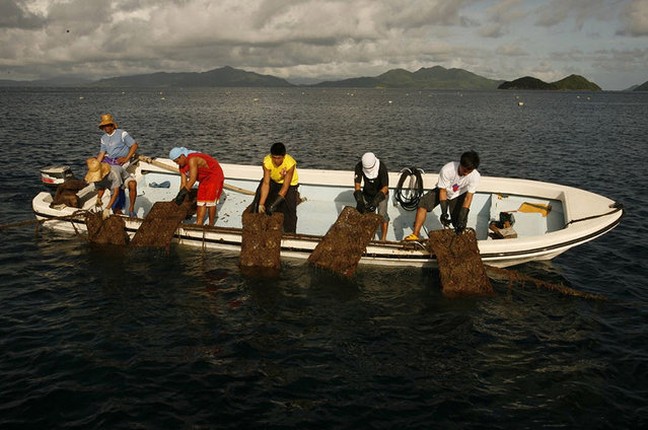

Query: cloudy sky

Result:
[1,0,647,90]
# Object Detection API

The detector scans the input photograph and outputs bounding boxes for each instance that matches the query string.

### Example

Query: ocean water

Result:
[1,87,647,429]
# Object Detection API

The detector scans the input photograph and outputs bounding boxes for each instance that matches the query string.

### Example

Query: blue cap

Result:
[169,147,186,160]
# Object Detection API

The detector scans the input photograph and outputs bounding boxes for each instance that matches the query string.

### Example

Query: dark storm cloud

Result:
[0,0,45,29]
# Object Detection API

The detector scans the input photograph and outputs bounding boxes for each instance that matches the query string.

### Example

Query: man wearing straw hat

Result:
[85,157,136,219]
[96,113,139,217]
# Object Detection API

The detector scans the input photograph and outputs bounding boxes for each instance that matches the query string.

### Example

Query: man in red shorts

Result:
[169,147,224,226]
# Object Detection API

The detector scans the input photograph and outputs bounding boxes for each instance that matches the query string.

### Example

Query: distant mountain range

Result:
[1,65,646,91]
[0,77,93,87]
[92,66,292,88]
[312,66,503,90]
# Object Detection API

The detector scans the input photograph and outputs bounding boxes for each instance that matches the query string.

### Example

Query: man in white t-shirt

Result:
[404,151,481,240]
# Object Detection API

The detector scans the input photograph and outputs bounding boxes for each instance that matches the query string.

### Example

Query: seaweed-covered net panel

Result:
[308,206,382,277]
[240,209,284,276]
[427,229,494,298]
[130,201,191,248]
[85,212,129,245]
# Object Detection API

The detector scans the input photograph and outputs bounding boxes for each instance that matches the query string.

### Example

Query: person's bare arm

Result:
[117,142,138,165]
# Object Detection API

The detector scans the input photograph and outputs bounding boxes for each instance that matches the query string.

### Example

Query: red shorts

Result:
[197,177,224,207]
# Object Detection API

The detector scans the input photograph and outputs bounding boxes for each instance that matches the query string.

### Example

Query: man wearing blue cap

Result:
[169,147,224,226]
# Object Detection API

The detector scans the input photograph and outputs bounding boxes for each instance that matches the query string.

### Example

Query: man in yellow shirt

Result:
[255,142,300,233]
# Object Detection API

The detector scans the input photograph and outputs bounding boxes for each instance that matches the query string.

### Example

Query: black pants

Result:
[252,180,299,233]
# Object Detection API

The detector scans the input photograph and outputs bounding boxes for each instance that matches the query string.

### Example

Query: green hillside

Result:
[314,66,502,89]
[553,74,601,90]
[634,80,648,91]
[411,66,502,89]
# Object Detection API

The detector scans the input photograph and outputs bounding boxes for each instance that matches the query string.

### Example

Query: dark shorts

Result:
[418,188,467,222]
[111,189,126,211]
[418,188,440,211]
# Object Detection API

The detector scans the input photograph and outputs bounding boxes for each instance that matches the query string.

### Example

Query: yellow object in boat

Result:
[517,202,552,217]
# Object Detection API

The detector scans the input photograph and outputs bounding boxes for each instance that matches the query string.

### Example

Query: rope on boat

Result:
[564,202,624,228]
[0,210,90,232]
[70,212,86,237]
[138,154,256,196]
[395,166,425,211]
[484,265,608,301]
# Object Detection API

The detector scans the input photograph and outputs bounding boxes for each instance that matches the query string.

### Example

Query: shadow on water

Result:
[305,265,361,300]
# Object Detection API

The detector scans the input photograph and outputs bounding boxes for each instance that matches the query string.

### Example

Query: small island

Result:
[633,80,648,91]
[498,74,601,91]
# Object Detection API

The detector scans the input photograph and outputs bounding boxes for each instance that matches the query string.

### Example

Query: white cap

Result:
[361,152,380,179]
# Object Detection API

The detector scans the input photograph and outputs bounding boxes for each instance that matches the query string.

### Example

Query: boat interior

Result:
[133,168,565,242]
[37,164,566,243]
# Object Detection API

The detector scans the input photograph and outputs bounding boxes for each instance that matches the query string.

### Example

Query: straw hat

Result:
[85,157,111,183]
[98,113,117,129]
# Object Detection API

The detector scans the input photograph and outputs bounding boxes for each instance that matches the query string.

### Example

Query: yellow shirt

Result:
[263,154,299,186]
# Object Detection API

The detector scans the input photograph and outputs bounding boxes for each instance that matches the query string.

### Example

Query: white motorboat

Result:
[32,157,623,268]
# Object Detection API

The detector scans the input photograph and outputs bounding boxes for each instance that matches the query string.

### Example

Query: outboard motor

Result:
[40,165,75,189]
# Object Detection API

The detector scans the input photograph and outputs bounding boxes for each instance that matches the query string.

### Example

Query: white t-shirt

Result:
[437,161,480,200]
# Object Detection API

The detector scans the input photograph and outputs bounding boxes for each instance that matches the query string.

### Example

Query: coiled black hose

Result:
[394,167,425,211]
